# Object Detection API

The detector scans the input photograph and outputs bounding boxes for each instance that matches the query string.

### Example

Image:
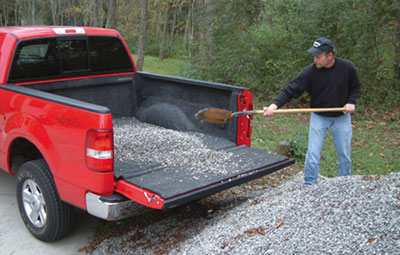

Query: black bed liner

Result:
[114,134,294,209]
[23,71,295,209]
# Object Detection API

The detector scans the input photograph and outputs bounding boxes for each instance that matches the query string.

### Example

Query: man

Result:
[263,37,361,185]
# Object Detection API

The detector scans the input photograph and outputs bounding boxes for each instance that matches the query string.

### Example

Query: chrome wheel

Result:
[21,179,47,228]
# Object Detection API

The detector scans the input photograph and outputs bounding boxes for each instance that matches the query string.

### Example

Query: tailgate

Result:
[113,126,294,209]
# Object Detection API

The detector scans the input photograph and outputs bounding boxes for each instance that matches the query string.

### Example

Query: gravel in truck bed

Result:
[112,117,250,176]
[90,172,400,255]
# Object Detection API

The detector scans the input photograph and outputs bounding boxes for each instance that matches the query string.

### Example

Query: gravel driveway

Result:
[90,171,400,255]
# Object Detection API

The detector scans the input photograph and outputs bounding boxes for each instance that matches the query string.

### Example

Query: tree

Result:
[188,0,194,62]
[198,0,214,60]
[0,0,11,25]
[93,0,104,27]
[49,0,57,25]
[169,0,179,44]
[159,1,170,60]
[106,0,117,28]
[136,0,148,71]
[394,0,400,83]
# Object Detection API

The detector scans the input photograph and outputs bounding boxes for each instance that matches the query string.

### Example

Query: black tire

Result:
[16,159,74,242]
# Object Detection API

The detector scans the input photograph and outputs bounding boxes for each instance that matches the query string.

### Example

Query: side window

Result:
[59,39,89,72]
[89,37,133,73]
[9,38,60,81]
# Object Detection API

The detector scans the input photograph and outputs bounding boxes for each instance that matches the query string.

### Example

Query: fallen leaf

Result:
[275,217,286,229]
[366,238,376,243]
[245,226,266,236]
[366,125,375,130]
[369,152,374,157]
[380,153,385,157]
[257,227,266,235]
[251,199,262,205]
[362,175,380,181]
[379,121,387,126]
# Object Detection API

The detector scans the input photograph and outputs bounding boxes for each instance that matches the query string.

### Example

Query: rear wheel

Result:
[16,159,74,242]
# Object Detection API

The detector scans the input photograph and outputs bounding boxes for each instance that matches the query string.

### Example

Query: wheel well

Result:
[9,138,44,174]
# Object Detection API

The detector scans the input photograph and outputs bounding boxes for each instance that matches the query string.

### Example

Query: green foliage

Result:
[288,138,307,162]
[142,36,189,59]
[183,0,400,109]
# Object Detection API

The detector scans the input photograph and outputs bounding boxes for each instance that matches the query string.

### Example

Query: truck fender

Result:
[5,112,57,177]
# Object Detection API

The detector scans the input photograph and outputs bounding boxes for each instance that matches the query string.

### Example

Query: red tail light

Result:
[86,129,113,171]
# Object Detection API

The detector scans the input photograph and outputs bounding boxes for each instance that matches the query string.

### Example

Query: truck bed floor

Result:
[113,117,292,200]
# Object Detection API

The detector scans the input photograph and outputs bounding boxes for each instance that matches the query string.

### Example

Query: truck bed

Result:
[26,72,294,209]
[113,117,293,208]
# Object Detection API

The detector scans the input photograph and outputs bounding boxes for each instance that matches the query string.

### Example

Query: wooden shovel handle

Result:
[274,107,346,114]
[233,107,346,116]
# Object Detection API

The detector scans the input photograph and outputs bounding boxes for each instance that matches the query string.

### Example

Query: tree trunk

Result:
[205,0,214,56]
[194,0,214,63]
[14,1,18,25]
[159,4,170,61]
[93,0,104,27]
[153,0,163,38]
[80,0,92,26]
[30,0,35,25]
[169,0,178,44]
[188,0,195,62]
[394,6,400,84]
[137,0,148,71]
[1,0,9,26]
[199,0,205,57]
[106,0,117,29]
[184,1,190,47]
[49,0,57,25]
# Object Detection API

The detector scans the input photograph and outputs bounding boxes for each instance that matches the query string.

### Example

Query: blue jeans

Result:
[304,113,352,185]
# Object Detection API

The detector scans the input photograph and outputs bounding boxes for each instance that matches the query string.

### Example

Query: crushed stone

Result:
[113,117,249,176]
[90,172,400,255]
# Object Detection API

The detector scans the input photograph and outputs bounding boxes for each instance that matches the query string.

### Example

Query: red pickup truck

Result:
[0,26,294,241]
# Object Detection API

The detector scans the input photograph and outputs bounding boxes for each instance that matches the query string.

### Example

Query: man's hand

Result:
[344,103,356,114]
[263,104,278,117]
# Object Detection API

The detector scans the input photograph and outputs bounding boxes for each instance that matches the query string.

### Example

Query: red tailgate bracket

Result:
[237,89,253,147]
[115,179,164,209]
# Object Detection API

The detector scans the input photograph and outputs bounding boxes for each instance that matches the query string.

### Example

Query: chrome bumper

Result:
[85,192,149,221]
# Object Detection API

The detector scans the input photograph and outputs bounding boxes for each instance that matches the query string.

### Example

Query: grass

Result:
[132,55,187,76]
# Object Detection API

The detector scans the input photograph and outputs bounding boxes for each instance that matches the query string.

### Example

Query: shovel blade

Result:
[195,108,233,125]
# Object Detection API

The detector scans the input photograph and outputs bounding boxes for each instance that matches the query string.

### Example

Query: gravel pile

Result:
[113,117,248,176]
[91,172,400,255]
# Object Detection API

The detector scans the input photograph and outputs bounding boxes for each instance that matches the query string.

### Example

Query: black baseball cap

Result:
[307,37,335,56]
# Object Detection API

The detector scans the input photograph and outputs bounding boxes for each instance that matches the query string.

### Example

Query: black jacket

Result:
[273,57,361,117]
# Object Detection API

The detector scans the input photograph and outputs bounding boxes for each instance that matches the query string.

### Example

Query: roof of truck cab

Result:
[0,26,120,40]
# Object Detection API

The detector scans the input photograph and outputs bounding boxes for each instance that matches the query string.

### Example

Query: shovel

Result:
[195,107,346,125]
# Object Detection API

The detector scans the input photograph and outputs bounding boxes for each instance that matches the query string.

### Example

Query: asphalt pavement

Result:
[0,170,99,255]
